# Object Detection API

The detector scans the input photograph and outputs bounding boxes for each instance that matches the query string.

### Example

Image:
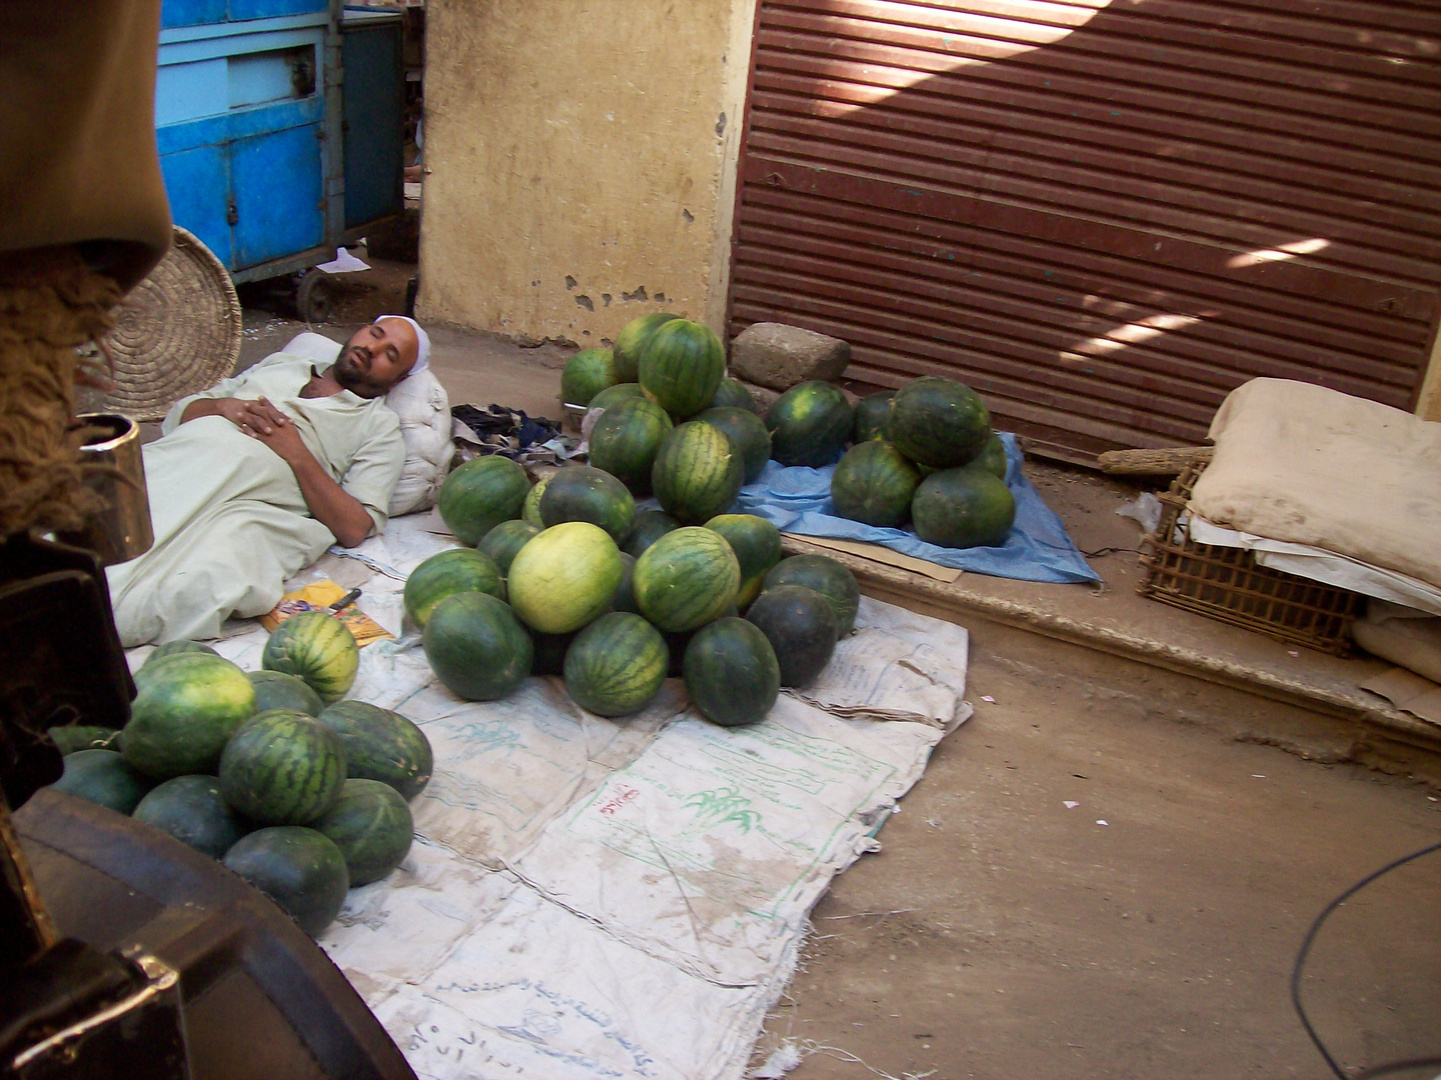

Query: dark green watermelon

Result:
[612,313,681,383]
[703,513,782,607]
[610,552,641,614]
[563,612,668,717]
[977,433,1008,480]
[248,670,325,717]
[317,701,433,801]
[261,611,358,705]
[539,465,637,544]
[633,526,741,632]
[52,749,153,813]
[829,440,922,529]
[852,391,894,443]
[422,591,533,700]
[133,775,250,858]
[404,548,505,628]
[638,319,725,420]
[762,554,860,636]
[48,725,119,755]
[561,347,619,406]
[438,455,531,546]
[745,585,838,688]
[531,630,578,676]
[885,376,991,468]
[590,382,647,411]
[223,826,349,936]
[711,377,758,413]
[142,640,219,668]
[623,510,679,557]
[124,652,258,779]
[652,420,744,524]
[219,709,347,826]
[683,618,781,727]
[587,397,674,496]
[313,778,414,886]
[911,464,1016,549]
[766,381,853,467]
[477,518,539,575]
[694,406,771,484]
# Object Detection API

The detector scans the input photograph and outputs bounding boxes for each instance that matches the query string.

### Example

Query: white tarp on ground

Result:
[135,516,971,1080]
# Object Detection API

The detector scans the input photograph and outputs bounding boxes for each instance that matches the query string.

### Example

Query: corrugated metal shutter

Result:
[729,0,1441,461]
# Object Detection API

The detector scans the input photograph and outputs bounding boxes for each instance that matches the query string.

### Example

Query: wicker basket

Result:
[1137,457,1364,655]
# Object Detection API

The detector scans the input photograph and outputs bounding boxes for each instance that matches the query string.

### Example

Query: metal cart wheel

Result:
[296,268,336,324]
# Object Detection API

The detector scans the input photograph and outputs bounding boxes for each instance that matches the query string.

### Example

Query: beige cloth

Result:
[1189,378,1441,590]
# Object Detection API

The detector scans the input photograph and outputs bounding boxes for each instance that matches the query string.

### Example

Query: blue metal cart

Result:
[155,0,405,319]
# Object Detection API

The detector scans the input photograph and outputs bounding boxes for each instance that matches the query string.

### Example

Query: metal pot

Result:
[56,414,153,566]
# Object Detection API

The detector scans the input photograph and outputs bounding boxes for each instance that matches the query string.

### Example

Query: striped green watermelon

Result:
[632,526,740,632]
[223,826,349,937]
[683,618,780,727]
[423,591,533,700]
[522,473,552,528]
[911,464,1015,549]
[404,548,505,628]
[540,465,637,543]
[317,700,433,800]
[261,611,359,705]
[853,391,894,442]
[133,775,249,858]
[563,612,668,717]
[53,749,154,813]
[561,347,619,406]
[711,377,758,413]
[762,554,860,636]
[977,433,1008,480]
[652,421,744,524]
[123,653,258,779]
[219,709,347,826]
[142,640,219,668]
[508,521,623,633]
[695,406,771,484]
[587,398,674,495]
[313,778,414,886]
[766,380,854,467]
[885,376,991,468]
[477,518,539,575]
[703,514,782,607]
[438,455,531,546]
[613,312,682,383]
[638,319,725,420]
[590,382,647,412]
[623,509,679,557]
[248,670,324,717]
[829,440,922,529]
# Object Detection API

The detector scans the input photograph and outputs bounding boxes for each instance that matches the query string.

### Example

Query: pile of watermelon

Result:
[429,316,862,728]
[48,614,432,938]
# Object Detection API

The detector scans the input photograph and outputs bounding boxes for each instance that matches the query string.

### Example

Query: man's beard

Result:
[334,346,386,398]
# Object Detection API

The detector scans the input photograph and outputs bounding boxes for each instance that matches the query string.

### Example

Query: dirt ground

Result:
[234,282,1441,1080]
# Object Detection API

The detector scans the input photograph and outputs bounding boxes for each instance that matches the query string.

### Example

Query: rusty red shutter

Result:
[730,0,1441,461]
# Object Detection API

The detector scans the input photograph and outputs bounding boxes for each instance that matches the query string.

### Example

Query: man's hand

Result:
[244,398,310,465]
[183,395,292,436]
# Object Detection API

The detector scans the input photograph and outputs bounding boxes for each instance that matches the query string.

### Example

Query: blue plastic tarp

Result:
[733,434,1099,584]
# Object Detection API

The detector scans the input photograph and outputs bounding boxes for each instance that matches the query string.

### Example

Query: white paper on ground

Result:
[316,247,371,273]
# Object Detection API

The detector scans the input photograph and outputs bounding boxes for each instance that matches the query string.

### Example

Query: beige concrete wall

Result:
[417,0,757,345]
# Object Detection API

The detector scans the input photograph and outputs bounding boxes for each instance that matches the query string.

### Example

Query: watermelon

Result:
[704,514,782,607]
[522,473,552,528]
[561,347,619,406]
[248,670,324,717]
[123,653,257,779]
[977,433,1008,480]
[477,518,539,575]
[313,778,414,886]
[612,312,681,383]
[623,509,679,557]
[587,398,674,495]
[712,377,759,413]
[652,421,744,524]
[48,725,119,755]
[611,552,640,614]
[219,709,347,826]
[766,381,853,467]
[423,591,533,700]
[563,612,668,717]
[829,440,922,528]
[133,775,250,858]
[142,640,219,667]
[540,465,637,543]
[632,526,740,632]
[762,554,860,636]
[884,376,991,468]
[638,318,725,420]
[745,585,838,688]
[404,548,505,628]
[261,611,359,705]
[438,455,531,546]
[223,826,349,937]
[695,406,771,484]
[52,749,153,813]
[853,391,894,443]
[508,521,624,633]
[317,701,433,800]
[530,630,577,676]
[911,464,1016,549]
[589,382,647,412]
[683,618,780,727]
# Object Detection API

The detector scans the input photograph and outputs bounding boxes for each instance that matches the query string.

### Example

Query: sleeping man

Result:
[107,315,430,646]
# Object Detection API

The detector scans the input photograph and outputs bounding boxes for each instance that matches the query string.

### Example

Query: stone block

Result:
[729,322,850,391]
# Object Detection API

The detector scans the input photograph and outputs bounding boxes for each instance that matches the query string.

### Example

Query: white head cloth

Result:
[374,314,431,376]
